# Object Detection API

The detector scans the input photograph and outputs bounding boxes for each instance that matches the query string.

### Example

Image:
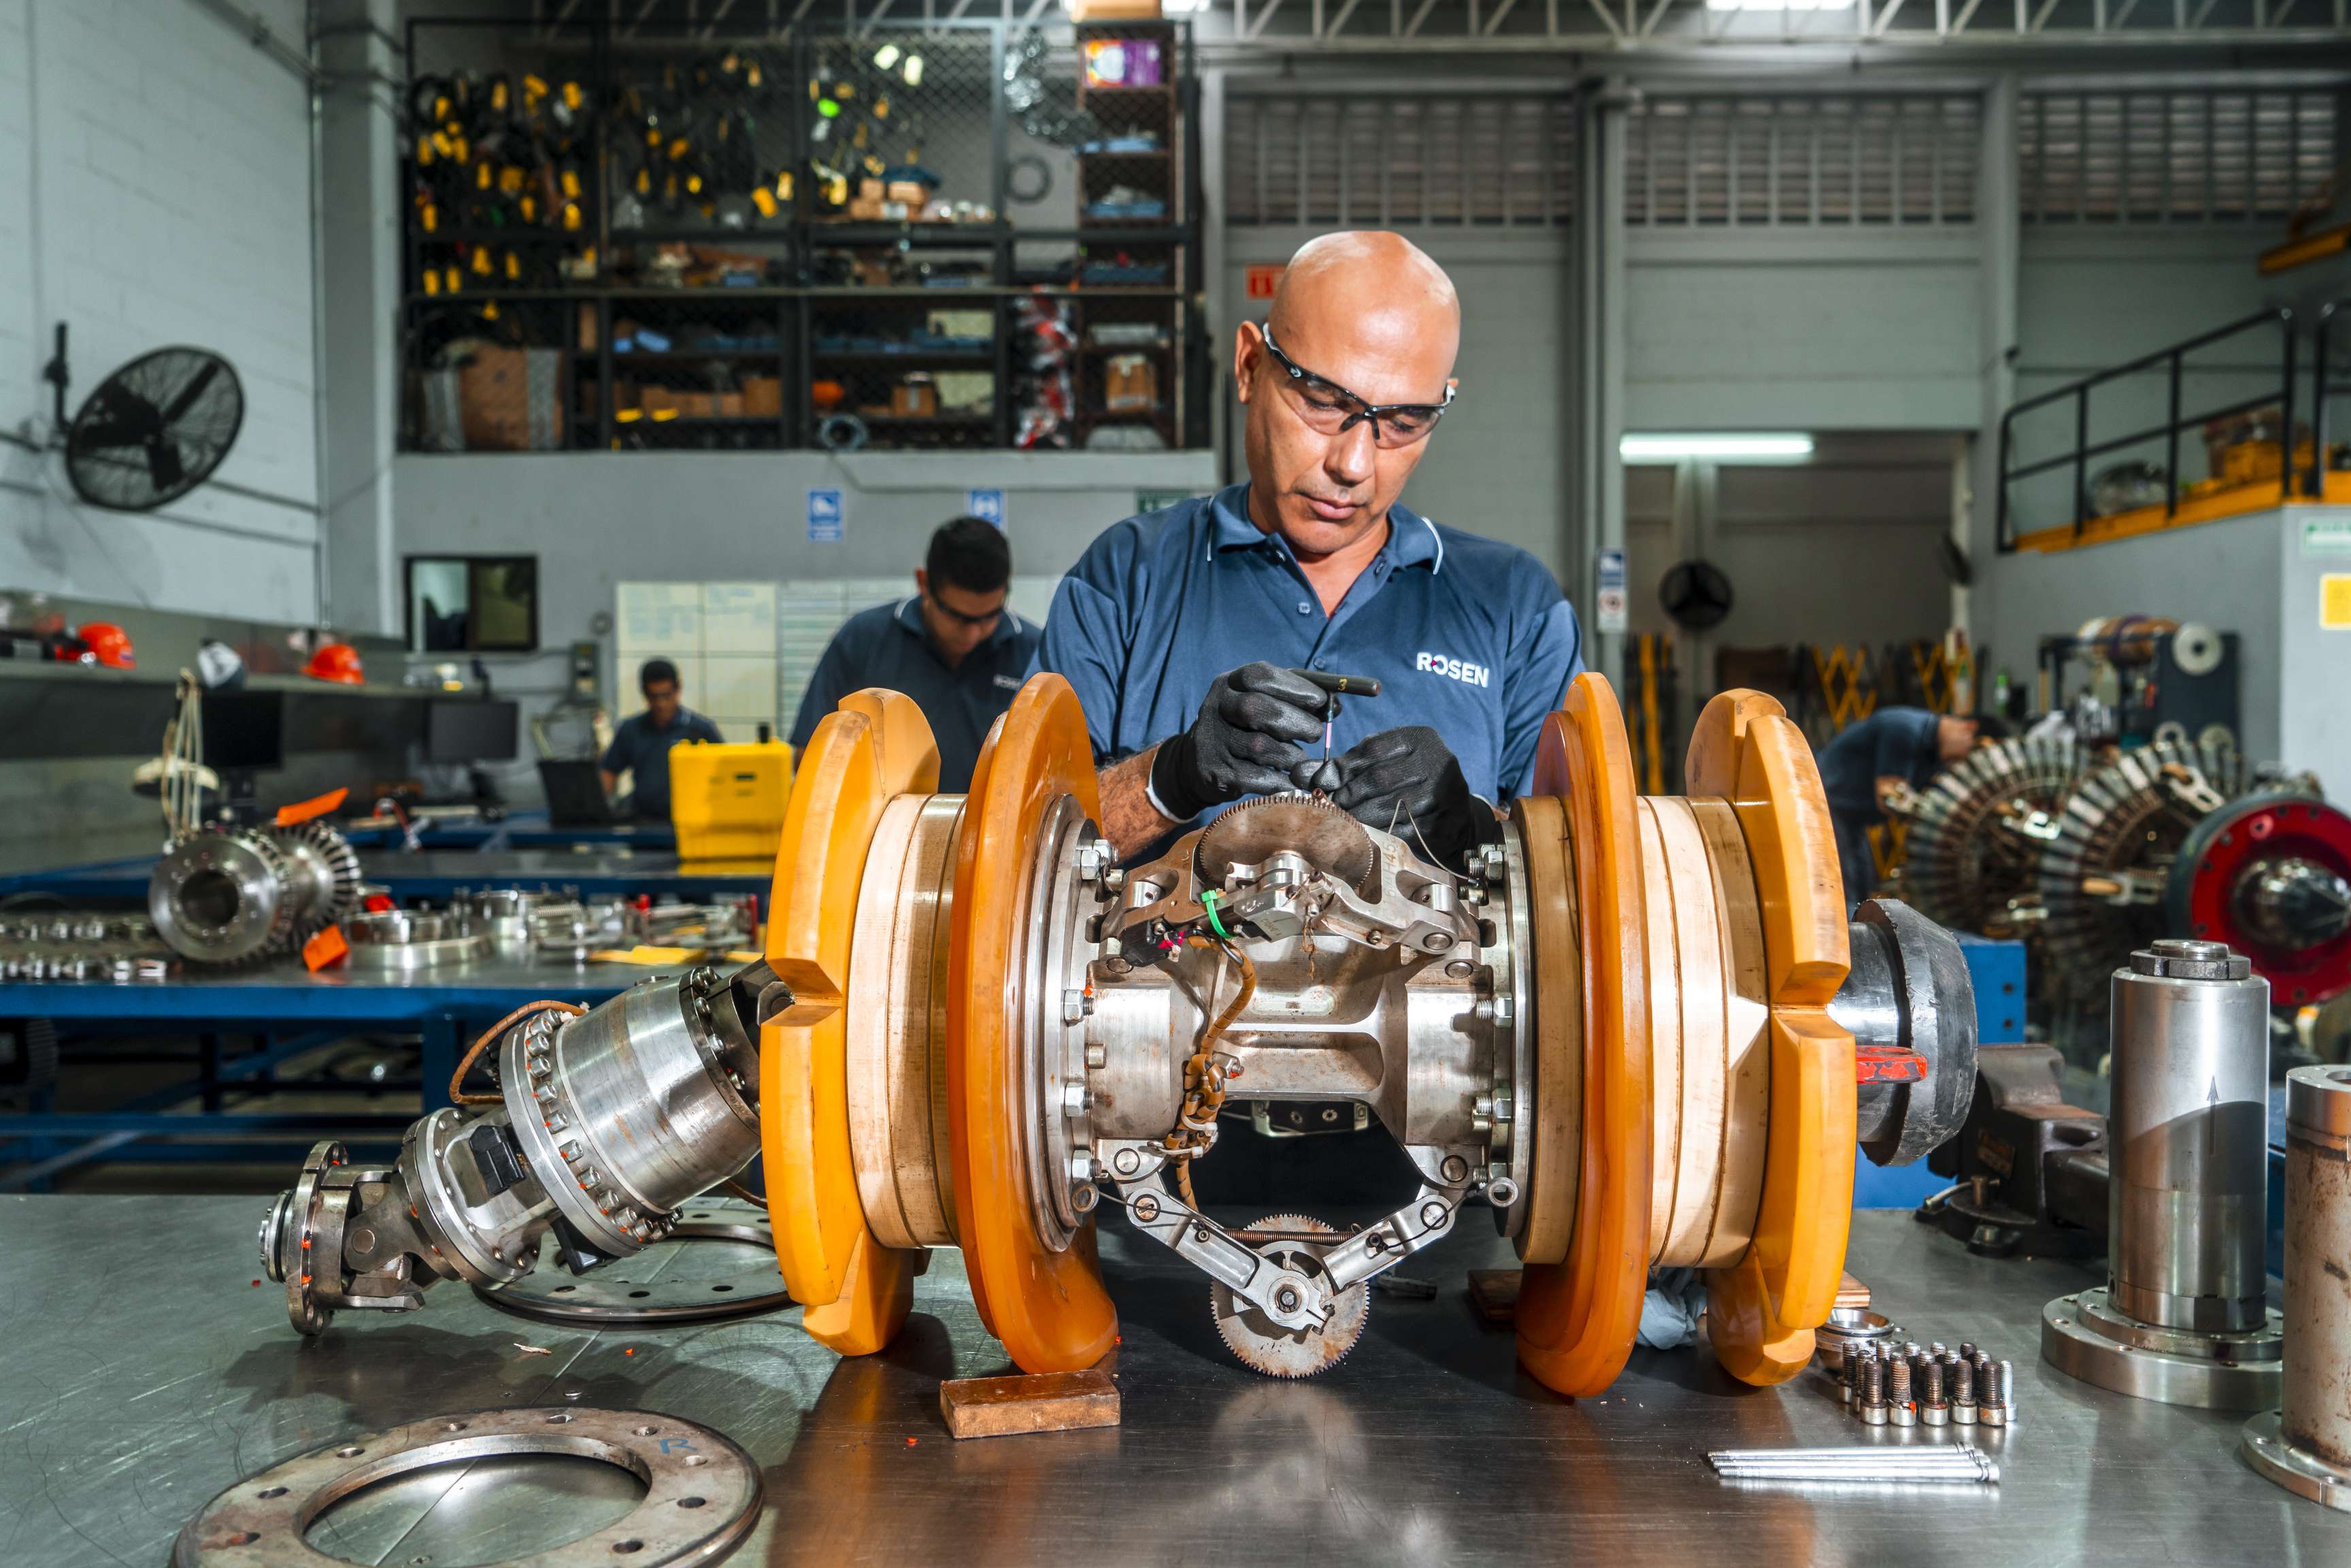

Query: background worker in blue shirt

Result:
[600,658,724,822]
[790,515,1043,791]
[1035,231,1582,868]
[1817,705,2007,903]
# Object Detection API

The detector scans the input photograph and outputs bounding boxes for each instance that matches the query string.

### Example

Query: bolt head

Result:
[1085,1042,1107,1069]
[1420,1201,1449,1230]
[1063,1083,1090,1116]
[1133,1194,1161,1222]
[1440,1154,1470,1183]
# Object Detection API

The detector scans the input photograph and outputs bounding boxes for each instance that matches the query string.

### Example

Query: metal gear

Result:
[2037,737,2253,1005]
[1195,794,1380,896]
[271,818,364,932]
[1209,1214,1370,1378]
[1897,734,2084,935]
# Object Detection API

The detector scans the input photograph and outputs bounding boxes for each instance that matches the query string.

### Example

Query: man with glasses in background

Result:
[1037,230,1583,867]
[790,514,1040,791]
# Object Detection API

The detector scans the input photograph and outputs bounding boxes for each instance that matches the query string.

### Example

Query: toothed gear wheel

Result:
[271,819,365,932]
[1896,734,2085,935]
[149,827,302,966]
[1195,794,1380,896]
[2037,737,2254,1005]
[1209,1214,1369,1378]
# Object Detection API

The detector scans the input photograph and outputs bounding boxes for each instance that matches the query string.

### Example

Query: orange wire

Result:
[448,999,588,1106]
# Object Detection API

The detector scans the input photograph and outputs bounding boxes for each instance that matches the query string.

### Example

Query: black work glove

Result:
[1149,661,1331,821]
[1329,726,1501,873]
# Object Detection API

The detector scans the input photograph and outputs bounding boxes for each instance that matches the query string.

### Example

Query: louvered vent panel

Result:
[2021,88,2337,223]
[1625,94,1981,227]
[1228,91,1578,227]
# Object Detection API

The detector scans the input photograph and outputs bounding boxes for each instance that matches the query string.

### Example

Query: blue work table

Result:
[0,847,766,905]
[0,954,653,1190]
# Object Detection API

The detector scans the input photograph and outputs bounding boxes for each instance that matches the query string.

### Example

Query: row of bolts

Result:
[1841,1340,2017,1429]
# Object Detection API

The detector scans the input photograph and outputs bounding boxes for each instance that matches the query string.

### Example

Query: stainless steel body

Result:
[343,907,496,971]
[33,1204,2351,1567]
[2042,939,2283,1409]
[2241,1064,2351,1509]
[148,822,361,965]
[258,967,771,1334]
[2105,941,2271,1331]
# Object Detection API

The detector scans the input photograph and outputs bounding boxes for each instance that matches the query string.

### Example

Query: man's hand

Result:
[1330,725,1498,872]
[1148,661,1331,822]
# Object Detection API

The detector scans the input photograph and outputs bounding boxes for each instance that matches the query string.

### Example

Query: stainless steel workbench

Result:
[2,1201,2341,1567]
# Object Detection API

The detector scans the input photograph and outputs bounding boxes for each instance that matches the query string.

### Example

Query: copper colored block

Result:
[940,1368,1120,1440]
[1467,1269,1522,1323]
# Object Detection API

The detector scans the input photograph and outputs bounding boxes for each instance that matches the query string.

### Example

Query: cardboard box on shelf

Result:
[1102,352,1158,414]
[848,198,886,221]
[459,345,565,450]
[716,390,746,418]
[858,178,886,201]
[892,377,939,418]
[886,180,930,205]
[741,376,783,416]
[639,384,683,416]
[1073,0,1162,18]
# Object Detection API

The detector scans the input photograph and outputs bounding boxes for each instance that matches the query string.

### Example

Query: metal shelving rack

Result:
[397,14,1205,455]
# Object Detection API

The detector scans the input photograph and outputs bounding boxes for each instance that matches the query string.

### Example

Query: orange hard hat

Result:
[305,641,365,685]
[79,622,135,669]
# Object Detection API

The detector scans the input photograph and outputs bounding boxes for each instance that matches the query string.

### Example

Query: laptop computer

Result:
[539,758,620,827]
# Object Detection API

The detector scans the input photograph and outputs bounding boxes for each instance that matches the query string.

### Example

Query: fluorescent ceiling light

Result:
[1620,433,1816,463]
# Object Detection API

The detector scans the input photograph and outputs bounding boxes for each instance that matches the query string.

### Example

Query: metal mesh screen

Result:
[1623,95,1981,227]
[1226,93,1576,227]
[2020,88,2339,224]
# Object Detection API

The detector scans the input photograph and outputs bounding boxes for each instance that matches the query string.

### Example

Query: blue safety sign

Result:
[967,488,1007,529]
[808,488,844,542]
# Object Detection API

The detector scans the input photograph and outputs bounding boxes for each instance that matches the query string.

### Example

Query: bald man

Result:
[1035,231,1584,865]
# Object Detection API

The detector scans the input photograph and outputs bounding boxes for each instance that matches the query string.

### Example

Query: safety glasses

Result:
[925,593,1002,631]
[1258,324,1456,450]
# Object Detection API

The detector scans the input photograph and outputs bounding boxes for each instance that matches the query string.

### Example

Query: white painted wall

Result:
[0,0,322,622]
[393,447,1217,714]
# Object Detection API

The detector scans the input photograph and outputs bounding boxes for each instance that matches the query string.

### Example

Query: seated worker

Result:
[1818,705,2007,903]
[1035,231,1582,867]
[600,658,724,823]
[789,515,1042,793]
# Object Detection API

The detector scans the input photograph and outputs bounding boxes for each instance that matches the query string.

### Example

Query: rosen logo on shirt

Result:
[993,673,1023,691]
[1415,652,1491,688]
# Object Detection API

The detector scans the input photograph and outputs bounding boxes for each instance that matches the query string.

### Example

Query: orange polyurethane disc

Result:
[945,674,1118,1373]
[761,688,939,1354]
[1514,673,1653,1399]
[1684,689,1856,1386]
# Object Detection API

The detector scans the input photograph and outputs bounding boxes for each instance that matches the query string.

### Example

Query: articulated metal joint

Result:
[255,965,776,1336]
[1836,898,1979,1167]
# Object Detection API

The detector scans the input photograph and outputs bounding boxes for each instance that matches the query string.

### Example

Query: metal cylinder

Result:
[2284,1065,2351,1469]
[2107,939,2272,1333]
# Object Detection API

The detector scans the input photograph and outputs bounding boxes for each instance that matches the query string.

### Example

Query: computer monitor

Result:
[201,691,286,773]
[427,699,520,764]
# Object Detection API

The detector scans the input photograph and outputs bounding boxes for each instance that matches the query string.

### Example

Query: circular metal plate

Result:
[1194,794,1378,895]
[2243,1409,2351,1511]
[171,1406,761,1567]
[473,1201,793,1327]
[2041,1288,2283,1411]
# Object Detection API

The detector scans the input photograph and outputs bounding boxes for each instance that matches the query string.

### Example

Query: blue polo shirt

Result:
[601,707,724,822]
[1035,484,1582,835]
[788,596,1042,792]
[1817,707,1944,824]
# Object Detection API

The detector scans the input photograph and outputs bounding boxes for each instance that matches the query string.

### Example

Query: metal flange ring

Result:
[471,1203,796,1327]
[172,1406,760,1567]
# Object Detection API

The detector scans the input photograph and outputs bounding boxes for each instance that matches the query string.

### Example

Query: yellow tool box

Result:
[669,738,795,864]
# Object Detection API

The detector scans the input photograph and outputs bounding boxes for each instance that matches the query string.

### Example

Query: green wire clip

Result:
[1199,887,1231,941]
